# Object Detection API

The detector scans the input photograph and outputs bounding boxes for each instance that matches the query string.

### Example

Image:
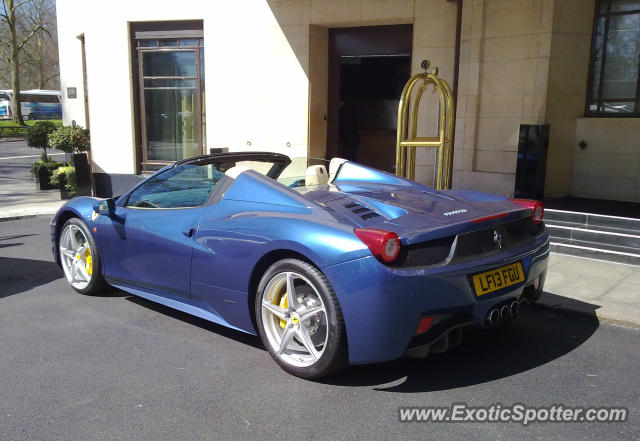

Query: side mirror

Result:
[93,198,115,216]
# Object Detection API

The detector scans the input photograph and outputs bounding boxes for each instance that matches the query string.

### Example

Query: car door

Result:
[101,162,224,298]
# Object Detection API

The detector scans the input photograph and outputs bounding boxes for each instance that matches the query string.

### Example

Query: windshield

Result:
[169,154,333,189]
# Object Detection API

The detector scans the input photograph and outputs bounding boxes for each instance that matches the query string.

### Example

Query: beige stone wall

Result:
[543,0,595,198]
[411,0,595,198]
[572,118,640,202]
[58,0,639,201]
[452,0,557,195]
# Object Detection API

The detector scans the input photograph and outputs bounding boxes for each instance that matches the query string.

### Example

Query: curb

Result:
[0,210,59,222]
[532,298,640,329]
[0,214,38,222]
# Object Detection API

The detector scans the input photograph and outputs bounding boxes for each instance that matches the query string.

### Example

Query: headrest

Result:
[225,165,251,179]
[305,165,329,186]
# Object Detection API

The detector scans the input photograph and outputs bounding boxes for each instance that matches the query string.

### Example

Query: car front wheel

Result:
[255,259,347,379]
[59,218,106,295]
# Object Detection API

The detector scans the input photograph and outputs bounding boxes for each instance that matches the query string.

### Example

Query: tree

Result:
[0,0,49,125]
[25,119,54,159]
[48,125,91,154]
[19,0,58,90]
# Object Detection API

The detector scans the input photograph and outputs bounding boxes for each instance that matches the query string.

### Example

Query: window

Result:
[19,94,60,103]
[126,163,223,209]
[587,0,640,116]
[132,21,205,172]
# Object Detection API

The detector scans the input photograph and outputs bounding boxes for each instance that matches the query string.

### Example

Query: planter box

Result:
[71,153,91,196]
[58,174,71,200]
[37,167,57,190]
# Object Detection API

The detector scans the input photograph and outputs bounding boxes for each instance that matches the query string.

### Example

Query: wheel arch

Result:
[54,210,81,265]
[247,249,318,334]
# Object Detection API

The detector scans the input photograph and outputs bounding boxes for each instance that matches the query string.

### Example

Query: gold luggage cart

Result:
[395,60,455,190]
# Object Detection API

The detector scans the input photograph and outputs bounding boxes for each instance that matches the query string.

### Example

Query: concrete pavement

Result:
[1,138,639,328]
[0,140,66,219]
[541,253,640,327]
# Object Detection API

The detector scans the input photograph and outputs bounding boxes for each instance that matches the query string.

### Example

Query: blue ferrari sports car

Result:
[50,152,549,378]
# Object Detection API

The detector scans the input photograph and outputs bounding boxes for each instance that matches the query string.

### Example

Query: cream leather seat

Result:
[305,165,329,186]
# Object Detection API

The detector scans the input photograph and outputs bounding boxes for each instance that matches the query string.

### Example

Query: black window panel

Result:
[587,0,640,116]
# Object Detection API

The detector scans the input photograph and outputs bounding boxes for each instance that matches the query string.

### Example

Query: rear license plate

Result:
[472,262,524,296]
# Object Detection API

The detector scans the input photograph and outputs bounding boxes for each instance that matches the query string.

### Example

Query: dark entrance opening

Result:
[327,25,412,173]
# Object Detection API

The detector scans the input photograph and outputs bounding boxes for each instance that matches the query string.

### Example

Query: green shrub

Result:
[30,159,64,179]
[50,165,77,196]
[26,121,56,160]
[48,125,90,154]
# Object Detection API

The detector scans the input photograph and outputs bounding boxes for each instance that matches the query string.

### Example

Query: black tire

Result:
[59,217,108,295]
[255,258,347,379]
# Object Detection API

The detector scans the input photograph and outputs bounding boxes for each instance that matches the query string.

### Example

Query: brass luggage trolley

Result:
[395,60,455,190]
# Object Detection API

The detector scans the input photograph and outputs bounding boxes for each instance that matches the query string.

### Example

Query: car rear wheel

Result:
[59,218,106,295]
[255,259,347,379]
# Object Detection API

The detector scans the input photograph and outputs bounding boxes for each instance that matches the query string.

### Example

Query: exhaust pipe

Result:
[487,308,500,325]
[500,305,511,320]
[509,300,519,317]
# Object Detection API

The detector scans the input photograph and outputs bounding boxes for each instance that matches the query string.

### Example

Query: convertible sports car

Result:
[50,152,549,378]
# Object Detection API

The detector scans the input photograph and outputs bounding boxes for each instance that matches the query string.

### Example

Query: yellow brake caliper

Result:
[278,293,288,329]
[84,243,92,276]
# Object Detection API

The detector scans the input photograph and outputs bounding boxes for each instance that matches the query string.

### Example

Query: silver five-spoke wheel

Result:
[256,259,347,378]
[59,223,93,290]
[261,271,328,368]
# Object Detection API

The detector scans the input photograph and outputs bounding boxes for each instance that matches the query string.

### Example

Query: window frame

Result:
[585,0,640,117]
[131,21,205,172]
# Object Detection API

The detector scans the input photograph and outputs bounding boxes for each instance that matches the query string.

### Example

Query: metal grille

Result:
[452,217,544,263]
[388,217,543,269]
[343,202,382,221]
[389,236,455,268]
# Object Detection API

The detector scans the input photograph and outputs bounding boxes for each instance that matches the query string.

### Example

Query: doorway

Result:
[327,25,412,173]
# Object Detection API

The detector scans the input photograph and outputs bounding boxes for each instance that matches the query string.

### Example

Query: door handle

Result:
[183,228,196,238]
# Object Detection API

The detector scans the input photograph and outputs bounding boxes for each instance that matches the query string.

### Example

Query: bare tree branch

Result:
[17,22,43,49]
[11,0,32,13]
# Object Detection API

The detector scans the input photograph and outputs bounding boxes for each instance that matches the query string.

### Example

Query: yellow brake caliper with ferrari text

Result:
[278,293,288,328]
[84,243,92,276]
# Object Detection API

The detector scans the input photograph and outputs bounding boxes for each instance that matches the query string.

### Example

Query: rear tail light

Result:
[510,198,544,224]
[354,228,401,263]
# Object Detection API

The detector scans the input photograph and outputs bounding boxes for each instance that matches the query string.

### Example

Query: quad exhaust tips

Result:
[509,300,519,316]
[487,308,500,325]
[486,299,520,325]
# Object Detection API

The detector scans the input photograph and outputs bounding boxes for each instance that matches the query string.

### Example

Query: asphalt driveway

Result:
[0,216,638,440]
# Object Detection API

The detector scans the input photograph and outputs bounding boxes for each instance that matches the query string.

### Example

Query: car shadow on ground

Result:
[0,234,38,249]
[119,288,600,392]
[124,294,263,349]
[321,301,600,392]
[0,256,63,298]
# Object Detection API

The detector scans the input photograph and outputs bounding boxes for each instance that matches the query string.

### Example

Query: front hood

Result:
[297,183,525,244]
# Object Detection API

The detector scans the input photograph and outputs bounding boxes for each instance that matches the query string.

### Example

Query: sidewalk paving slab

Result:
[0,199,66,221]
[541,253,640,328]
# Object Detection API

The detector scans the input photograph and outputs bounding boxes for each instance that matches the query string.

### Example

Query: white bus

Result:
[0,89,62,120]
